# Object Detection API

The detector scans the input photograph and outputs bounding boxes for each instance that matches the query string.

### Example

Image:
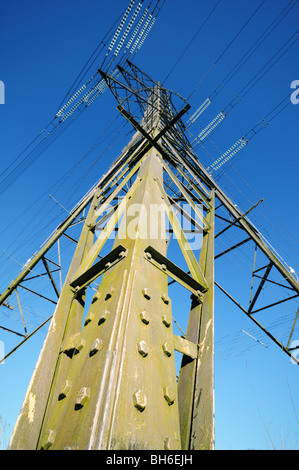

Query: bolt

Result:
[163,386,175,406]
[118,250,127,259]
[98,310,110,325]
[162,315,171,328]
[40,429,56,450]
[137,340,149,357]
[105,262,112,270]
[161,263,167,271]
[58,380,72,401]
[145,252,152,260]
[89,338,103,357]
[75,387,90,410]
[105,287,115,300]
[142,288,151,300]
[161,293,170,305]
[74,338,86,355]
[92,292,101,304]
[84,311,95,326]
[162,342,172,357]
[133,390,147,412]
[64,333,80,353]
[140,310,150,325]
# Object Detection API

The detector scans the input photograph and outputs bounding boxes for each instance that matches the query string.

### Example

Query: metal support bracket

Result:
[174,335,198,360]
[70,244,127,293]
[144,245,206,297]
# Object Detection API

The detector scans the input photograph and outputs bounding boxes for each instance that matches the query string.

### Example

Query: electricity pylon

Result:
[4,61,299,450]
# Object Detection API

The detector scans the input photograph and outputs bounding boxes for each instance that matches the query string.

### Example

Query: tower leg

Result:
[178,190,215,450]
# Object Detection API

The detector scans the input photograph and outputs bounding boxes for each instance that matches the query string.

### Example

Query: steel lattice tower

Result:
[3,61,299,450]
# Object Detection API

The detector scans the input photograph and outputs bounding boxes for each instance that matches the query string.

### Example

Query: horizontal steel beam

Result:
[144,245,206,295]
[70,244,127,292]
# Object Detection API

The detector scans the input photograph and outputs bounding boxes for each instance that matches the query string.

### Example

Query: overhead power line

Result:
[0,0,166,198]
[187,0,268,101]
[162,0,223,85]
[187,0,298,125]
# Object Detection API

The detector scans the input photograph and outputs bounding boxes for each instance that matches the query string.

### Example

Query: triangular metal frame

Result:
[2,62,298,451]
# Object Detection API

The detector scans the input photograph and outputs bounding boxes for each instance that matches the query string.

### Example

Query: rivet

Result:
[74,338,86,355]
[140,310,150,325]
[163,386,175,406]
[137,340,149,357]
[98,310,110,325]
[145,252,152,260]
[84,311,95,326]
[89,338,103,357]
[162,315,171,328]
[105,287,115,300]
[133,390,147,412]
[40,429,56,450]
[58,380,72,400]
[162,342,172,357]
[92,292,101,304]
[64,333,80,353]
[161,293,170,305]
[142,288,151,300]
[161,264,167,271]
[75,387,90,410]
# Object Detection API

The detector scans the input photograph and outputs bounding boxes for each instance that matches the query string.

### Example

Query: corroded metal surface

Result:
[9,83,215,451]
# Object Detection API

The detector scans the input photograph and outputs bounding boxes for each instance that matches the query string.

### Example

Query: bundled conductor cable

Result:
[114,2,143,57]
[208,138,248,172]
[108,0,136,53]
[193,111,226,143]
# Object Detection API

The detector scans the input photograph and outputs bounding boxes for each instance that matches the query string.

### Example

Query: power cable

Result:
[187,0,298,128]
[189,29,298,146]
[162,0,223,85]
[0,1,164,198]
[187,0,268,101]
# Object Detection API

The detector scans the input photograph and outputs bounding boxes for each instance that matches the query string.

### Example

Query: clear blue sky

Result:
[0,0,298,450]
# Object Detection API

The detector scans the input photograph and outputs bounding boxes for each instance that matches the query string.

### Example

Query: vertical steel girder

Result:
[9,85,215,450]
[6,63,299,451]
[177,191,215,450]
[35,149,182,451]
[2,57,299,453]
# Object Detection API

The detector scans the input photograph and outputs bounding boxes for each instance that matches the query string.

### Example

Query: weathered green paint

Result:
[177,190,215,450]
[9,193,98,449]
[8,85,215,451]
[35,148,181,450]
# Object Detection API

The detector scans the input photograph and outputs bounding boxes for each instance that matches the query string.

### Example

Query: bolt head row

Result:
[133,386,176,412]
